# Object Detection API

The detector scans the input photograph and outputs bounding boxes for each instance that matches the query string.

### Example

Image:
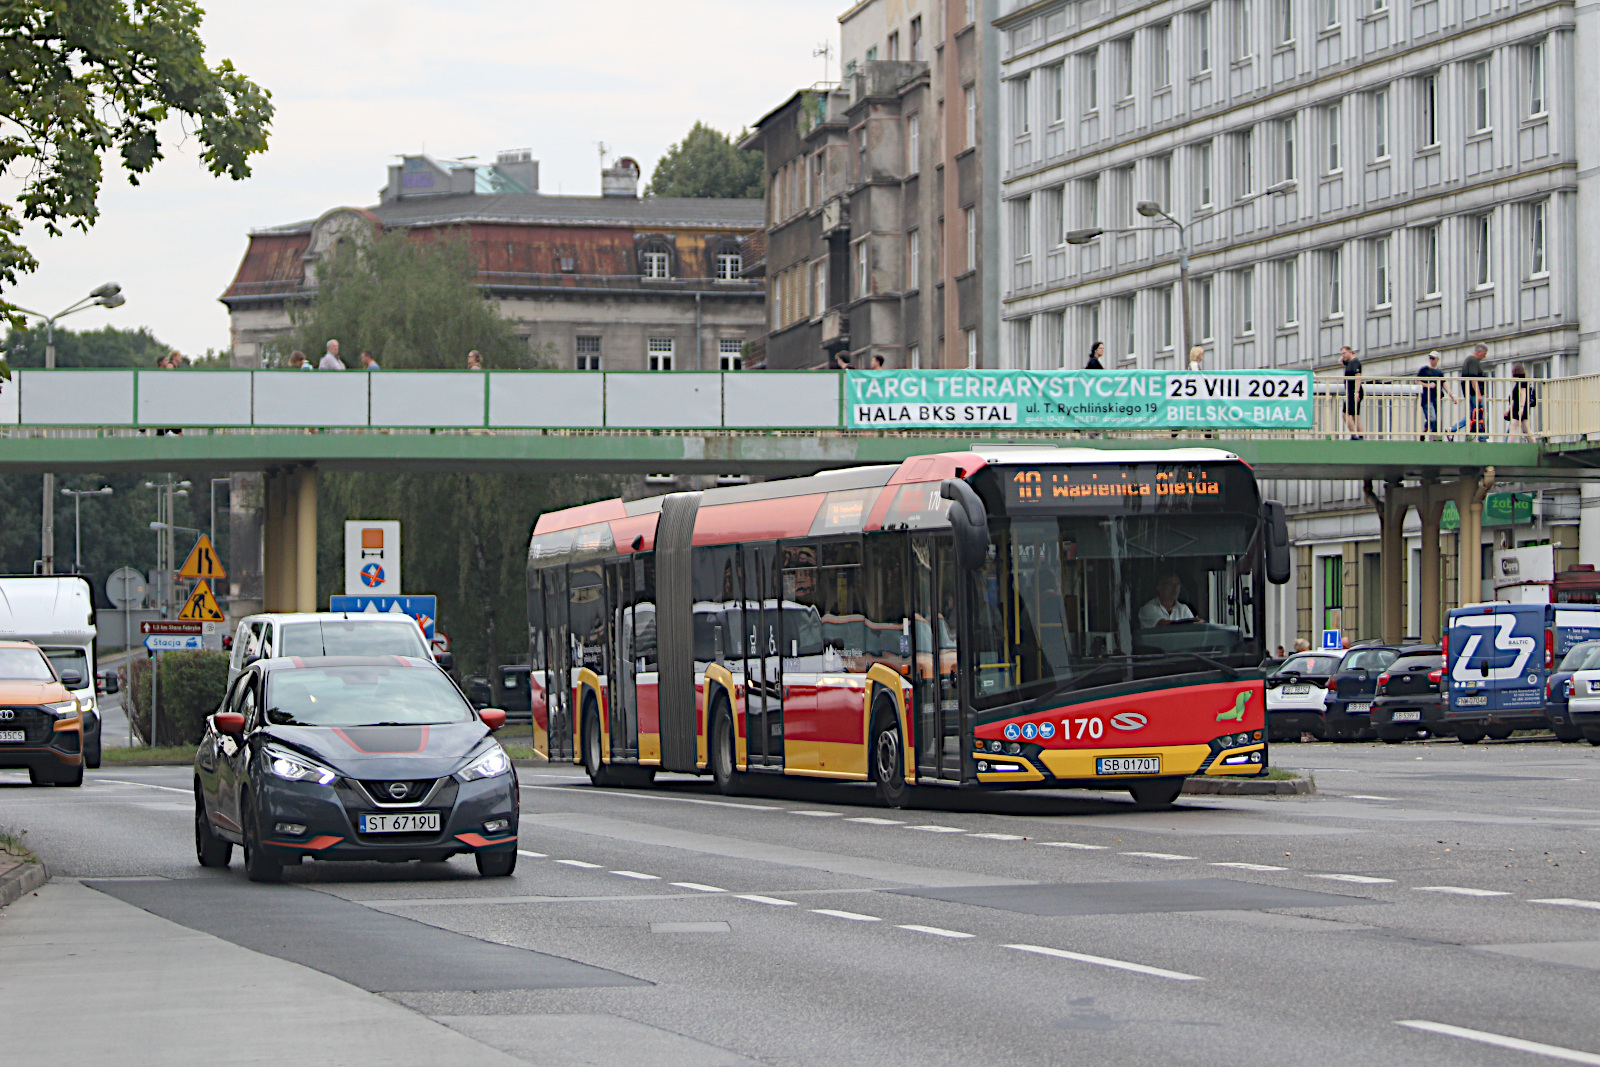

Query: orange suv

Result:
[0,641,84,786]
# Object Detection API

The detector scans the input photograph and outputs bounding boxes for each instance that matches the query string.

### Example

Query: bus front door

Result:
[912,536,961,780]
[607,561,638,760]
[544,567,573,762]
[742,544,784,768]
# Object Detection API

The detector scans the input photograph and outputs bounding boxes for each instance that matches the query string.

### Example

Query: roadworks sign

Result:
[177,580,226,622]
[179,535,227,580]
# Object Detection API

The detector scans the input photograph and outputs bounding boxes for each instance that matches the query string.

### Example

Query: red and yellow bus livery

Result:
[526,446,1290,808]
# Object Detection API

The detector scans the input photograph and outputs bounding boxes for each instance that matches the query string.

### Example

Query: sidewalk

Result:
[0,880,529,1067]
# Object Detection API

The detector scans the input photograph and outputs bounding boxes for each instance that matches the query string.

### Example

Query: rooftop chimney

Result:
[602,157,641,198]
[493,149,539,194]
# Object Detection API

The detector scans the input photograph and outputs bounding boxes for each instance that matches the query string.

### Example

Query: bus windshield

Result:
[968,513,1258,709]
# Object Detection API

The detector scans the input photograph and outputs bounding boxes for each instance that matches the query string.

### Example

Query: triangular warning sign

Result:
[178,580,226,622]
[179,535,227,580]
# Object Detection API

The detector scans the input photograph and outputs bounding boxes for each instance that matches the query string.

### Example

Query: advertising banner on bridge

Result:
[844,369,1313,431]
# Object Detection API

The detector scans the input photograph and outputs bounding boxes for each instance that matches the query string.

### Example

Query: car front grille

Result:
[357,778,441,804]
[0,707,57,745]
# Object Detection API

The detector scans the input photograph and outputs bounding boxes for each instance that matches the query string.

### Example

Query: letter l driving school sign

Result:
[844,369,1313,431]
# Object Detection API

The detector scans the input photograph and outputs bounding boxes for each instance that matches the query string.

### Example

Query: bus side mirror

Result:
[940,479,989,572]
[1264,500,1291,585]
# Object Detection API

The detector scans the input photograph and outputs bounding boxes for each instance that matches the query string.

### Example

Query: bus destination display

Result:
[1001,465,1233,510]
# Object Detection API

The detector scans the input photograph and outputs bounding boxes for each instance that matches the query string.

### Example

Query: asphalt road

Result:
[7,739,1600,1066]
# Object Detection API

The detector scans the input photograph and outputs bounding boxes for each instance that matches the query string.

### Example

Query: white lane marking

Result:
[1005,944,1202,982]
[1121,851,1196,861]
[906,825,968,833]
[1529,898,1600,911]
[812,909,880,922]
[95,778,189,794]
[672,882,727,893]
[1396,1020,1600,1065]
[1414,886,1509,897]
[610,871,660,880]
[846,817,903,825]
[1343,794,1396,801]
[1307,873,1395,884]
[736,894,797,907]
[970,833,1025,841]
[1211,862,1289,872]
[519,783,777,811]
[517,850,547,858]
[790,810,842,817]
[1036,842,1107,850]
[556,859,602,868]
[898,924,975,939]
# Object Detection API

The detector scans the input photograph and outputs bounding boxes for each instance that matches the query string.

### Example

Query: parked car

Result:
[495,665,534,725]
[1558,650,1600,745]
[1446,602,1600,743]
[226,612,446,687]
[194,655,518,881]
[0,576,102,768]
[1543,640,1600,742]
[0,640,85,786]
[1370,647,1444,743]
[1266,650,1347,741]
[1324,645,1406,740]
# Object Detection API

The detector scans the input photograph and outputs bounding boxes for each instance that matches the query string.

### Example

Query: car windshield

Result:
[264,665,472,726]
[0,647,56,681]
[278,620,428,659]
[42,648,89,687]
[1275,654,1340,676]
[1389,654,1443,671]
[1344,649,1398,671]
[1559,642,1600,672]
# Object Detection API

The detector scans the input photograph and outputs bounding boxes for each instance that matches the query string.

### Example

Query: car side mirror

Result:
[480,708,507,731]
[436,651,455,671]
[58,669,84,688]
[214,711,246,736]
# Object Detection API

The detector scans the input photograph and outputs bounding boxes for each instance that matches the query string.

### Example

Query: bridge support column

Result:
[262,471,286,613]
[1379,481,1407,645]
[294,467,318,613]
[1453,468,1495,609]
[260,467,318,613]
[1419,487,1446,643]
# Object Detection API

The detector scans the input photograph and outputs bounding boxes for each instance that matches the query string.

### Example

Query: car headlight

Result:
[458,745,510,782]
[44,700,78,717]
[265,748,338,786]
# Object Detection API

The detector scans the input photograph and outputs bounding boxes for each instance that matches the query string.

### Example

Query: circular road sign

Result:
[107,566,147,609]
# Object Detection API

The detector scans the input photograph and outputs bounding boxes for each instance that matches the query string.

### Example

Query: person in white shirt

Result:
[318,339,346,371]
[1138,573,1203,629]
[1187,346,1205,372]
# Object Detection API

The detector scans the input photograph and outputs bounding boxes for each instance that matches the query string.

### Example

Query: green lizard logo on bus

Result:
[1216,690,1253,722]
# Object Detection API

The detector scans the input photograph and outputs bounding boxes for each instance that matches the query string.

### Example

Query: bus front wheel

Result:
[1128,777,1185,810]
[582,701,621,787]
[872,700,911,809]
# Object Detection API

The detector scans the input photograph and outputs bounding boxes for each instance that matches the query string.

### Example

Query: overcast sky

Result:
[5,0,843,357]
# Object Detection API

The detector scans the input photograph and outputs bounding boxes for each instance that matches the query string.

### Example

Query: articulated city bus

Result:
[526,447,1291,809]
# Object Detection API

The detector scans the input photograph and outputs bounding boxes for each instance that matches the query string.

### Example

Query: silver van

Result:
[0,576,101,767]
[227,612,438,686]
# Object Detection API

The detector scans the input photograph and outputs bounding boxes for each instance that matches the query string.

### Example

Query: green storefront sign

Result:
[1440,493,1532,530]
[845,369,1314,431]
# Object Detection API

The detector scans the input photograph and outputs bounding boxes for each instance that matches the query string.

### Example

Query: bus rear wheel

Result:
[1128,777,1185,810]
[871,700,911,809]
[710,700,742,796]
[582,701,622,787]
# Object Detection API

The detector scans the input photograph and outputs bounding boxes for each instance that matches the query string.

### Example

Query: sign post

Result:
[141,621,205,746]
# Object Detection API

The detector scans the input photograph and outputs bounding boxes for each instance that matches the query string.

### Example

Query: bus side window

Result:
[864,535,910,673]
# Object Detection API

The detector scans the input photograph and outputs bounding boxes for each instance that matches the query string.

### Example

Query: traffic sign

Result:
[1321,629,1343,651]
[107,566,147,609]
[329,594,436,641]
[142,621,202,635]
[178,535,226,580]
[177,580,226,622]
[345,521,401,596]
[145,634,203,652]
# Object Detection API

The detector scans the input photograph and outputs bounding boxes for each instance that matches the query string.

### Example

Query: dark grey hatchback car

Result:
[193,656,518,882]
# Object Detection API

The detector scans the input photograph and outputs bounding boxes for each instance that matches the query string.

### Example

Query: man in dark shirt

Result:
[1417,349,1456,438]
[1461,343,1489,440]
[1340,346,1363,439]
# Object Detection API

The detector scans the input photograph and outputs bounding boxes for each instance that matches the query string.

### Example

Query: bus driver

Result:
[1139,573,1204,629]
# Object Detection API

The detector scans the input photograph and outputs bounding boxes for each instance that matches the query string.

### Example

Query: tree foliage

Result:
[645,122,763,199]
[0,1,273,318]
[4,323,169,367]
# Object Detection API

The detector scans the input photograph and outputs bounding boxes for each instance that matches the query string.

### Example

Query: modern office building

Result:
[993,0,1593,648]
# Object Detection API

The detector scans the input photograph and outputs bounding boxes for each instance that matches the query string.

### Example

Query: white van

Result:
[0,576,101,767]
[227,612,439,686]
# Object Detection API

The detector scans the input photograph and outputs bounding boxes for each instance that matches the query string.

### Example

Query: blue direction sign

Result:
[329,595,437,641]
[145,634,203,652]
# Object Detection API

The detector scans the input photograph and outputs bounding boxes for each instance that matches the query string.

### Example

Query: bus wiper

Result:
[1140,650,1242,678]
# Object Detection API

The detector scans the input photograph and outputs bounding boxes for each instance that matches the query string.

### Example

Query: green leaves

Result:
[645,122,763,199]
[0,0,272,311]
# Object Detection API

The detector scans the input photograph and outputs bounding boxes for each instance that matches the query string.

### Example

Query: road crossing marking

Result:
[790,811,843,817]
[94,778,188,794]
[516,850,547,858]
[905,825,968,833]
[1308,873,1395,884]
[1005,944,1202,981]
[518,783,778,811]
[898,925,975,939]
[970,833,1025,840]
[846,817,903,825]
[556,859,602,868]
[1414,886,1509,897]
[610,871,659,880]
[812,909,880,922]
[1121,851,1196,861]
[1211,862,1289,871]
[672,882,727,893]
[1036,842,1107,850]
[1343,795,1396,801]
[1396,1020,1600,1065]
[736,894,797,907]
[1529,898,1600,911]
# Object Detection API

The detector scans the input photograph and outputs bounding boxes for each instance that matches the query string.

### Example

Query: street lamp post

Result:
[16,284,126,575]
[1067,204,1193,361]
[60,486,114,573]
[143,479,190,615]
[209,477,230,547]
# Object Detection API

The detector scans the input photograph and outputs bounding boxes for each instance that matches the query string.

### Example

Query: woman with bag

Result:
[1506,363,1536,442]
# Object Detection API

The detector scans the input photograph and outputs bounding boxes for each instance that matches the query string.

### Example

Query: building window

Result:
[718,339,743,371]
[812,259,827,313]
[1279,114,1296,181]
[964,0,974,24]
[576,335,601,371]
[1323,0,1338,28]
[1156,285,1174,350]
[1471,213,1492,288]
[648,337,675,371]
[1233,0,1252,60]
[964,85,977,148]
[1279,258,1298,325]
[855,239,870,298]
[905,113,921,177]
[1150,154,1172,212]
[1528,41,1546,116]
[1196,276,1214,341]
[1194,140,1213,208]
[1323,246,1342,317]
[1080,175,1100,229]
[1044,63,1065,126]
[1010,74,1031,144]
[1372,88,1389,159]
[1372,0,1387,13]
[1113,37,1134,99]
[965,328,978,368]
[1082,51,1099,112]
[1011,196,1032,288]
[716,252,742,281]
[642,249,670,279]
[1117,295,1137,362]
[1373,235,1392,307]
[1421,224,1440,297]
[1324,103,1341,172]
[1235,127,1255,197]
[1237,266,1255,334]
[1529,200,1548,276]
[1419,74,1439,148]
[1011,318,1033,369]
[907,228,921,290]
[887,30,899,61]
[1195,6,1212,72]
[1276,0,1293,43]
[1082,302,1102,353]
[908,343,921,369]
[1041,185,1064,249]
[1472,58,1491,133]
[811,152,824,207]
[910,15,924,60]
[1112,163,1136,226]
[855,127,867,181]
[965,206,977,271]
[1153,23,1172,89]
